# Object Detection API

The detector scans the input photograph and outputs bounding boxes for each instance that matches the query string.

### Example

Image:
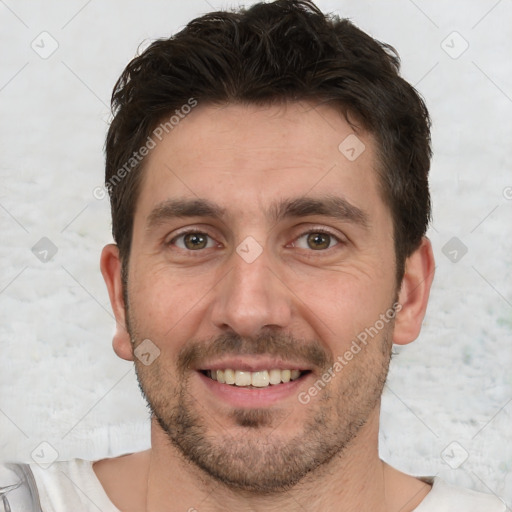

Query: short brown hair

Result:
[105,0,431,284]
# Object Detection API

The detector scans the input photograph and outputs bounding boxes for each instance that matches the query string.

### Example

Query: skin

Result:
[98,102,435,511]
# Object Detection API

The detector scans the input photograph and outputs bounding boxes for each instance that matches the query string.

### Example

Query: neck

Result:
[144,408,426,512]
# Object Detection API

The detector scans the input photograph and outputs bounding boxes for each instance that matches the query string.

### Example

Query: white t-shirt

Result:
[0,459,506,511]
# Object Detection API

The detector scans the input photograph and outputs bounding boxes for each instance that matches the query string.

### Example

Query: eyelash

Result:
[168,229,219,252]
[167,227,344,253]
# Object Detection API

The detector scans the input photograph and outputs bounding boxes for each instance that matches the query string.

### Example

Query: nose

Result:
[209,243,292,338]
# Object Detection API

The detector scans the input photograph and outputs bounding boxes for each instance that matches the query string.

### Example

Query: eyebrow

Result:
[147,199,225,229]
[269,195,369,229]
[146,195,369,230]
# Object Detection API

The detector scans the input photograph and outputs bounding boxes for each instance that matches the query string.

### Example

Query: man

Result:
[0,1,505,510]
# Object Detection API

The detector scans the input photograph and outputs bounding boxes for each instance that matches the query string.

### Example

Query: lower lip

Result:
[196,371,310,408]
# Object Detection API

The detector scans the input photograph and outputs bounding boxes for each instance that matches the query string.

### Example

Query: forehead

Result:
[135,101,386,225]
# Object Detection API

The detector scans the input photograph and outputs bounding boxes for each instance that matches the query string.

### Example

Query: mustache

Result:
[176,329,331,375]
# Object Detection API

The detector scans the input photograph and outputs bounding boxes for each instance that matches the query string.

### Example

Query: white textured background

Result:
[1,0,511,506]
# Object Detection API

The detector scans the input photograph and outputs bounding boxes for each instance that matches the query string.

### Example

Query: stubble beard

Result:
[129,314,393,495]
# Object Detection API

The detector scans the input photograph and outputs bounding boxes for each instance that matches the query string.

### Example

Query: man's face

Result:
[125,102,398,492]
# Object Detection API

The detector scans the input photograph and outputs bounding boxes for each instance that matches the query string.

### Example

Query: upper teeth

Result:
[208,369,302,387]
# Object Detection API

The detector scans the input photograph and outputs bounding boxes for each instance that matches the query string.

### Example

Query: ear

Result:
[393,237,435,345]
[100,244,134,361]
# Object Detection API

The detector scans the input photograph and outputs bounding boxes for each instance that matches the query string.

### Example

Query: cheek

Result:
[127,261,212,345]
[288,268,395,346]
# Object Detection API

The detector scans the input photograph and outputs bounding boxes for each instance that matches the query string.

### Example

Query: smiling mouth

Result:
[200,369,311,388]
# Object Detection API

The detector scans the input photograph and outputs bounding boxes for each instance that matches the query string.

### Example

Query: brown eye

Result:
[170,232,216,250]
[183,233,208,250]
[306,232,332,250]
[291,231,340,251]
